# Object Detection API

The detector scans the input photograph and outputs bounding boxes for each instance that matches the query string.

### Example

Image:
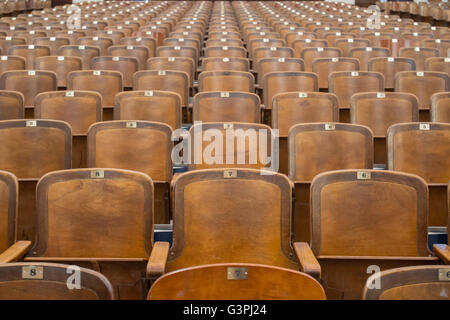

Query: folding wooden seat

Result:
[53,31,86,44]
[395,71,450,121]
[12,30,47,44]
[368,57,416,90]
[334,38,370,56]
[32,37,69,56]
[148,263,326,300]
[193,91,260,123]
[164,37,200,53]
[67,70,122,121]
[256,57,304,86]
[0,55,25,76]
[0,120,71,242]
[351,92,419,165]
[329,71,385,123]
[205,38,243,48]
[399,47,440,71]
[188,123,275,171]
[263,71,319,124]
[402,32,434,48]
[198,71,254,93]
[147,168,321,281]
[387,122,450,226]
[87,121,172,224]
[7,45,50,69]
[315,27,343,38]
[114,90,182,130]
[146,57,195,90]
[0,90,23,120]
[272,91,339,175]
[248,38,285,60]
[201,57,249,72]
[422,39,450,57]
[431,92,450,123]
[306,169,438,299]
[58,45,100,70]
[285,31,317,48]
[169,31,203,48]
[289,124,373,243]
[107,45,149,71]
[0,262,114,300]
[133,70,189,108]
[323,32,353,47]
[120,37,156,58]
[364,265,450,300]
[93,30,125,45]
[292,39,328,58]
[362,31,394,47]
[349,47,390,71]
[34,90,101,169]
[77,37,113,56]
[0,169,32,263]
[312,57,359,90]
[157,46,198,66]
[22,168,169,300]
[425,57,450,75]
[300,47,342,72]
[0,37,26,55]
[90,56,138,89]
[0,70,56,118]
[34,56,82,88]
[203,46,247,59]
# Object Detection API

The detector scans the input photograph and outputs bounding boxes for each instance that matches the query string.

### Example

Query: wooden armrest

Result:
[146,241,170,279]
[0,241,32,263]
[293,242,321,280]
[433,244,450,265]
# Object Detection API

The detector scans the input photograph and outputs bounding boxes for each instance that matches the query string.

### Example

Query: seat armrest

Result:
[146,241,170,279]
[0,241,32,263]
[293,242,321,280]
[433,244,450,265]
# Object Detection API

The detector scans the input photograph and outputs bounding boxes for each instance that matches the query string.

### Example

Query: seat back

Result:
[33,37,70,55]
[431,92,450,123]
[312,57,360,89]
[263,71,318,109]
[120,37,156,57]
[193,91,260,123]
[108,45,150,71]
[204,46,247,58]
[387,122,450,184]
[198,71,254,93]
[0,90,24,120]
[0,263,114,300]
[90,56,138,89]
[148,263,326,300]
[272,92,339,137]
[256,57,304,85]
[0,170,17,254]
[310,169,430,257]
[146,57,195,88]
[425,57,450,75]
[168,169,295,271]
[329,71,385,108]
[289,123,373,182]
[395,71,450,110]
[34,56,82,88]
[368,57,416,89]
[34,91,101,135]
[0,70,56,107]
[349,47,390,71]
[133,70,189,107]
[58,45,100,70]
[77,36,113,55]
[67,70,122,107]
[202,57,249,72]
[363,266,450,300]
[28,168,154,259]
[0,55,26,75]
[8,44,50,68]
[87,121,173,183]
[351,92,419,137]
[399,47,439,70]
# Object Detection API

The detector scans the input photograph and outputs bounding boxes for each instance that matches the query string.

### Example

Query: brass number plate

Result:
[22,266,43,280]
[438,269,450,281]
[227,267,248,280]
